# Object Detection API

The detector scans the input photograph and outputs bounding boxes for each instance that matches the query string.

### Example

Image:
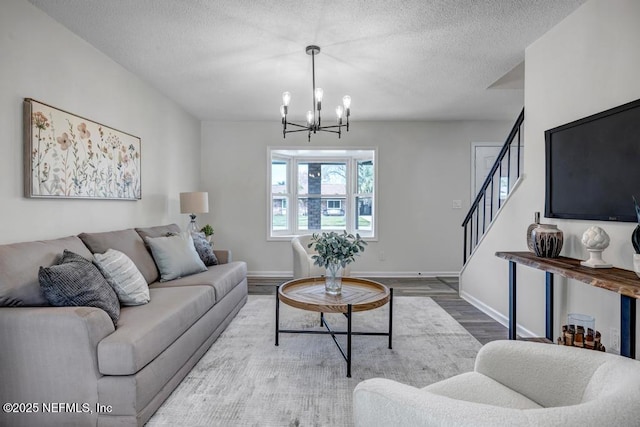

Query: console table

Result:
[495,251,640,358]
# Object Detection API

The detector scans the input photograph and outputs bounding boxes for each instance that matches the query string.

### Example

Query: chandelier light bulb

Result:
[315,88,324,103]
[342,95,351,109]
[306,111,313,126]
[280,105,286,118]
[282,91,291,107]
[336,105,344,120]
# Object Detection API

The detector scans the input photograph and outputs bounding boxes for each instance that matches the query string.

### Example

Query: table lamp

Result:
[179,192,209,233]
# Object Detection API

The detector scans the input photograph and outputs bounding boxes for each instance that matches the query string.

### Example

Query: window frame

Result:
[270,155,292,233]
[267,147,377,241]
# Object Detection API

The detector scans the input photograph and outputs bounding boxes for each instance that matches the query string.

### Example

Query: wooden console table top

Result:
[496,251,640,299]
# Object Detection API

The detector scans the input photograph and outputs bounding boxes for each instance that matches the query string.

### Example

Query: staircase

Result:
[462,109,525,264]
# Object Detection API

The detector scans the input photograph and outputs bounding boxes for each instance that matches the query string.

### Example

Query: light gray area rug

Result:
[147,295,482,427]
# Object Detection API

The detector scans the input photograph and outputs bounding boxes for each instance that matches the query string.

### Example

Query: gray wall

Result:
[0,0,202,244]
[200,119,512,276]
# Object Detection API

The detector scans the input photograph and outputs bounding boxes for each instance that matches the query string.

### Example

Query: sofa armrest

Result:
[213,249,231,264]
[474,340,610,407]
[353,378,528,427]
[0,306,114,426]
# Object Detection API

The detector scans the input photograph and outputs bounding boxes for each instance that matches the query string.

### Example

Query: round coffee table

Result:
[275,277,393,377]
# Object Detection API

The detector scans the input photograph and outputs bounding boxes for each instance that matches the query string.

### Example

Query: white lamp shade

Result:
[180,192,209,214]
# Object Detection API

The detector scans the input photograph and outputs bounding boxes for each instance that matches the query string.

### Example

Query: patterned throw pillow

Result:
[94,249,150,306]
[190,232,218,266]
[145,231,207,281]
[39,250,120,326]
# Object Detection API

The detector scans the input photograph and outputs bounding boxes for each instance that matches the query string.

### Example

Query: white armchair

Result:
[354,340,640,426]
[291,235,351,279]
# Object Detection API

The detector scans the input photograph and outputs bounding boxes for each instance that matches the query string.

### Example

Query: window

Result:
[269,148,376,239]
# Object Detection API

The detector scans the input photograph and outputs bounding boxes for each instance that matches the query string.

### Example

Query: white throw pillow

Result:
[145,231,207,281]
[94,249,150,306]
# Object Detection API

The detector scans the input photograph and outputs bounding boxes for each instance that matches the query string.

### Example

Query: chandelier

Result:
[280,45,351,141]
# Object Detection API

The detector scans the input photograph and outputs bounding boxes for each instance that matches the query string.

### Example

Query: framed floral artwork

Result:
[23,98,141,200]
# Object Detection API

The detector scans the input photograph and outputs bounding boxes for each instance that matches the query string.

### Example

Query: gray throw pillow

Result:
[94,249,150,306]
[145,231,207,281]
[190,231,218,266]
[39,250,120,326]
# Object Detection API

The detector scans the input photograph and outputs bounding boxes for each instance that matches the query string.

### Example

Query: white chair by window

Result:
[291,235,351,279]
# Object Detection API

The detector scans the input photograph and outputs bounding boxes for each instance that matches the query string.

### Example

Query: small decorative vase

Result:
[633,254,640,279]
[206,235,212,243]
[325,261,343,295]
[532,224,563,258]
[526,212,541,252]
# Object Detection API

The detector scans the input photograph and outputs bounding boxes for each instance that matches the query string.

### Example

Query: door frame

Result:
[470,142,502,202]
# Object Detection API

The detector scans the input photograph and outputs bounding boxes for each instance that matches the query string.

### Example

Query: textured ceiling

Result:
[28,0,585,122]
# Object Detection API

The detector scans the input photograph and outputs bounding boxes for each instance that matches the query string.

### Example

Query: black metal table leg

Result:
[347,304,352,378]
[388,288,393,349]
[509,260,517,340]
[277,282,392,377]
[275,285,280,346]
[545,272,554,341]
[621,295,636,358]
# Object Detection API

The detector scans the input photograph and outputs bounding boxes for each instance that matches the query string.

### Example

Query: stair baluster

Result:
[462,108,524,264]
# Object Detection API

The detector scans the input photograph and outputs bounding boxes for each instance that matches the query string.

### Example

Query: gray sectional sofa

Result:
[0,224,248,427]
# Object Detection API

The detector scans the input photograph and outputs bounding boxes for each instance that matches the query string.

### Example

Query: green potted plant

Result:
[200,224,214,243]
[632,197,640,278]
[308,231,367,295]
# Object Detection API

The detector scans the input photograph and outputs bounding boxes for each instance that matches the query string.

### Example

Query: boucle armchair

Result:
[291,235,350,279]
[353,340,640,426]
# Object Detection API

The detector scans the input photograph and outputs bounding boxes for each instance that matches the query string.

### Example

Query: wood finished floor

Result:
[248,276,508,345]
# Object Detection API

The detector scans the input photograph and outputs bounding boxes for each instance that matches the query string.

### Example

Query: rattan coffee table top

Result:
[278,277,390,313]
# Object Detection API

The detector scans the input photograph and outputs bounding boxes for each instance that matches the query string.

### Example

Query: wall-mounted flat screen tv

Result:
[545,98,640,222]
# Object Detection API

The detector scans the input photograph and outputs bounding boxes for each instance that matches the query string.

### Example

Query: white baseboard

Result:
[247,271,460,278]
[247,271,291,278]
[352,271,459,278]
[459,290,537,338]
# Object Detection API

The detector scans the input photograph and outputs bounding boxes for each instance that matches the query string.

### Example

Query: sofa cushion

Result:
[97,286,215,375]
[94,249,150,306]
[0,236,93,307]
[79,228,159,284]
[144,232,207,281]
[135,223,181,241]
[423,371,542,410]
[191,231,218,266]
[149,261,247,302]
[39,250,120,326]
